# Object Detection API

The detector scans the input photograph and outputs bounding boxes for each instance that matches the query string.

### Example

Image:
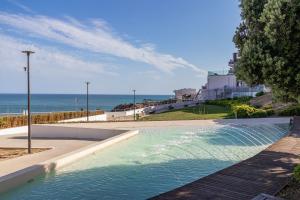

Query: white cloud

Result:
[0,12,207,75]
[6,0,34,14]
[0,34,117,76]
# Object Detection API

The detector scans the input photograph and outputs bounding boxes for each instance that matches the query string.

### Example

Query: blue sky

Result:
[0,0,240,94]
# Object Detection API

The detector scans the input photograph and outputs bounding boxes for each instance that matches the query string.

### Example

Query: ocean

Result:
[0,94,172,115]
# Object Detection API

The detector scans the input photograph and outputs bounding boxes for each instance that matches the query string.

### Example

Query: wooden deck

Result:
[150,118,300,200]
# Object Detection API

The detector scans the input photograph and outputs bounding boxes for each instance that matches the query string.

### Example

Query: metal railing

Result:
[199,87,263,100]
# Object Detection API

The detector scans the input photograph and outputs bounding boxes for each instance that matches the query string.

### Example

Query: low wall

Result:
[106,108,145,118]
[59,113,107,122]
[0,126,27,136]
[30,125,124,140]
[106,101,200,119]
[144,101,199,114]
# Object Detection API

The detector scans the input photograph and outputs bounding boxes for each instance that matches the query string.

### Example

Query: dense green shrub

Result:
[250,109,268,118]
[205,96,252,108]
[294,165,300,182]
[255,91,265,97]
[168,105,174,110]
[266,109,275,116]
[205,97,274,118]
[233,104,256,118]
[262,104,272,110]
[232,96,253,102]
[278,105,300,116]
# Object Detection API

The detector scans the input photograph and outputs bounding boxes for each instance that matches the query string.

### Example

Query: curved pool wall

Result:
[2,123,289,200]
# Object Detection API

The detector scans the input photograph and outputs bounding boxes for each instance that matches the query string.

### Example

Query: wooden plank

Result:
[252,193,284,200]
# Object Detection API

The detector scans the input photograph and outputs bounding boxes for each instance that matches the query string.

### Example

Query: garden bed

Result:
[0,148,49,161]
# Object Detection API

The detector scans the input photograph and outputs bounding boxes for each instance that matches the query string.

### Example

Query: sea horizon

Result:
[0,93,173,115]
[0,93,173,96]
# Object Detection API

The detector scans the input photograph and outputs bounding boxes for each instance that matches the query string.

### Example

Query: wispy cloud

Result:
[6,0,34,14]
[0,12,206,74]
[0,34,117,76]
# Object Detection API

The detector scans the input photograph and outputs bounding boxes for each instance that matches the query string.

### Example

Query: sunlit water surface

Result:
[2,124,288,200]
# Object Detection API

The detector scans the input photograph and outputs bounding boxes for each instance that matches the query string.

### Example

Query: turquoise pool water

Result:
[2,124,288,200]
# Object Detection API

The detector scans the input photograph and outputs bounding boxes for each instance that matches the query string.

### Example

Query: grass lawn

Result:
[140,104,232,121]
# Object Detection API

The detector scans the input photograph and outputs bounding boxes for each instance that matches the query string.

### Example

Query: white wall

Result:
[207,74,236,90]
[106,101,200,117]
[0,125,125,139]
[0,126,27,136]
[106,108,145,118]
[144,101,199,114]
[59,114,107,122]
[31,125,125,140]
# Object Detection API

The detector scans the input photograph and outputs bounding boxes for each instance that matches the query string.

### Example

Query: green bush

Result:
[262,104,272,110]
[255,91,265,97]
[278,105,300,116]
[205,96,252,108]
[205,97,273,118]
[266,109,275,116]
[233,104,256,118]
[250,109,268,118]
[168,105,174,110]
[294,165,300,182]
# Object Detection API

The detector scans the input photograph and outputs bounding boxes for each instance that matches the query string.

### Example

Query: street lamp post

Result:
[86,82,90,122]
[22,50,34,154]
[133,89,136,121]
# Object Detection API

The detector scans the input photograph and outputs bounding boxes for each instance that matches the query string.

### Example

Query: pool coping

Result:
[0,128,139,193]
[150,117,300,200]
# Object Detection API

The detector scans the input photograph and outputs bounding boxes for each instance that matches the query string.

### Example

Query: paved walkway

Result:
[150,118,300,200]
[0,134,95,177]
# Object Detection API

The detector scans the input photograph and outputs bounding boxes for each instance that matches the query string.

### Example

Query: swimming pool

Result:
[2,124,288,200]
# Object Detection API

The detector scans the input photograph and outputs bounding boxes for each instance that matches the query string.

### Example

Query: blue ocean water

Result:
[0,94,172,114]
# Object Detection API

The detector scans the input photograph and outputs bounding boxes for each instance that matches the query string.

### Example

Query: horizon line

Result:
[0,92,174,96]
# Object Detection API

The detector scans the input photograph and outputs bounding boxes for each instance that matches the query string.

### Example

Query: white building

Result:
[174,88,197,101]
[207,73,236,90]
[199,53,264,100]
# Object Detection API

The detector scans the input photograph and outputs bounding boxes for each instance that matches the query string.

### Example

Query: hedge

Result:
[205,96,252,108]
[232,104,273,118]
[278,105,300,116]
[205,97,274,118]
[0,110,104,129]
[294,164,300,182]
[233,104,256,118]
[250,109,268,118]
[255,91,265,97]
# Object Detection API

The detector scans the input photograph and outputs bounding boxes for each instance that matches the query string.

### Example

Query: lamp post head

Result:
[86,81,90,85]
[22,50,35,55]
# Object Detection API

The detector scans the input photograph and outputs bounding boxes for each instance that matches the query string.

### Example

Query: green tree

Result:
[234,0,300,102]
